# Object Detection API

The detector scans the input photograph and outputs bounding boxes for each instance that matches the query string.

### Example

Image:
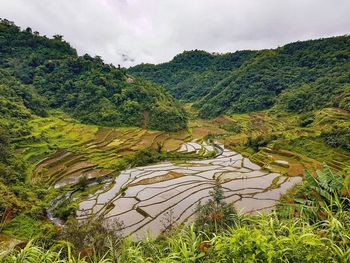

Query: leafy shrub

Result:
[321,127,350,151]
[53,199,78,221]
[282,166,350,223]
[299,112,315,127]
[77,175,89,190]
[3,214,55,240]
[196,179,237,234]
[245,134,282,152]
[59,217,123,258]
[129,148,165,167]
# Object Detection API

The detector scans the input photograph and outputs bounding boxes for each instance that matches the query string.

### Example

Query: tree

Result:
[195,179,237,233]
[53,34,63,41]
[77,175,89,190]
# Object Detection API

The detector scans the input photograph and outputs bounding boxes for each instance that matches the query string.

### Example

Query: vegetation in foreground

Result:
[1,167,349,262]
[1,18,350,263]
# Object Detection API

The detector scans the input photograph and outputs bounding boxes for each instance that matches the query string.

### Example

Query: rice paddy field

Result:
[14,112,191,187]
[76,142,301,239]
[205,108,350,176]
[9,108,350,239]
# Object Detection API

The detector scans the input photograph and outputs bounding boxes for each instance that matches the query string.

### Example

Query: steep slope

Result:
[129,50,257,101]
[197,36,350,118]
[0,19,187,131]
[129,36,350,118]
[0,69,49,213]
[0,19,187,218]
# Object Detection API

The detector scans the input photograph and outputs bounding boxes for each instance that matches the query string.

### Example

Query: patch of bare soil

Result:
[129,171,185,186]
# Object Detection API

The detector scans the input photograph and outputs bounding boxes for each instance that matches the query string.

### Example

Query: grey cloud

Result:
[0,0,349,67]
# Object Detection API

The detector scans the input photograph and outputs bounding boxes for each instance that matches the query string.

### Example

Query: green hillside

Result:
[0,19,187,233]
[129,50,257,101]
[129,36,350,118]
[1,18,350,263]
[0,19,187,132]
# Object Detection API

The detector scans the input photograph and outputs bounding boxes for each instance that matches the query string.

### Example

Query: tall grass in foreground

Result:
[3,240,111,263]
[3,214,349,262]
[2,166,350,262]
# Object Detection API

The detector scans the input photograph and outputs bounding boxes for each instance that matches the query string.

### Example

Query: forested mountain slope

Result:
[0,19,187,217]
[129,36,350,118]
[0,19,187,131]
[129,50,257,101]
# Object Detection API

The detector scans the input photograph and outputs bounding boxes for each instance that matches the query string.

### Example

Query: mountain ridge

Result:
[0,18,187,132]
[129,35,350,118]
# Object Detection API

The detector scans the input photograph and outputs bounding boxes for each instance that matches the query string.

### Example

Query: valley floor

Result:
[1,108,350,261]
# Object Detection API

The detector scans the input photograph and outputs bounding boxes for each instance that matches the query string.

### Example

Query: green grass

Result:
[3,214,55,241]
[15,114,98,154]
[280,137,350,173]
[3,211,350,262]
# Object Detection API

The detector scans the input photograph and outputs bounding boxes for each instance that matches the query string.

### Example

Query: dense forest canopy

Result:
[129,36,350,118]
[129,49,257,101]
[0,19,187,132]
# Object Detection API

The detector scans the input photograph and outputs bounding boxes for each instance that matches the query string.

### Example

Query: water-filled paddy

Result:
[77,141,302,240]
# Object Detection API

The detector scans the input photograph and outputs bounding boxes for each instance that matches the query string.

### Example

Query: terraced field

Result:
[77,141,302,240]
[210,108,350,176]
[15,115,191,188]
[15,109,349,240]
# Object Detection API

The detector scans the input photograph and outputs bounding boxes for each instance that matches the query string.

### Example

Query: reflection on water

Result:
[77,142,302,240]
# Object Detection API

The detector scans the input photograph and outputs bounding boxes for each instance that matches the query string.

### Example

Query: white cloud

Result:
[1,0,349,66]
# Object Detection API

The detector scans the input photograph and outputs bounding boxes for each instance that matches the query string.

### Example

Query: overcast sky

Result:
[1,0,349,67]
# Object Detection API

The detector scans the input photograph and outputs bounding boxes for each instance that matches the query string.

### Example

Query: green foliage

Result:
[321,126,350,151]
[129,50,257,101]
[0,19,187,131]
[53,199,78,221]
[3,214,55,240]
[338,84,350,111]
[4,212,350,262]
[281,166,350,223]
[129,148,165,167]
[148,102,188,132]
[59,217,123,258]
[0,123,35,214]
[107,148,166,171]
[0,126,26,184]
[77,175,89,191]
[131,35,350,118]
[3,240,110,263]
[219,123,242,133]
[299,112,315,127]
[195,179,237,234]
[4,241,65,263]
[245,134,282,152]
[197,36,350,117]
[114,146,215,171]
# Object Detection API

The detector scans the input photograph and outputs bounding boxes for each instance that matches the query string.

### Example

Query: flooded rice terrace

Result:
[77,141,302,240]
